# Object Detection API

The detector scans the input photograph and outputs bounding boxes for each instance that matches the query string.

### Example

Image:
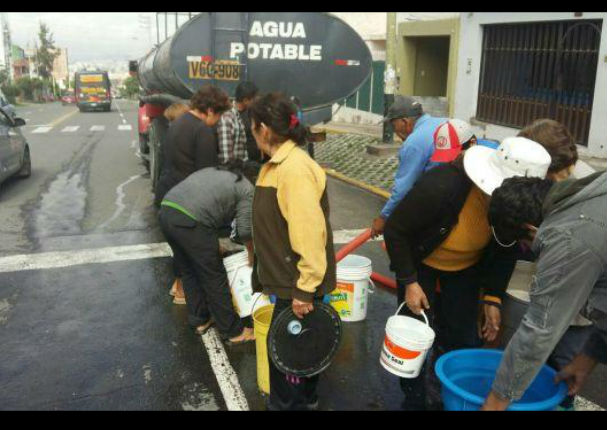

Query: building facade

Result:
[330,12,387,125]
[52,48,69,89]
[453,12,606,159]
[11,44,29,80]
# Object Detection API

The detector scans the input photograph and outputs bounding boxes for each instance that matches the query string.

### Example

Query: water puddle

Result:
[32,168,88,239]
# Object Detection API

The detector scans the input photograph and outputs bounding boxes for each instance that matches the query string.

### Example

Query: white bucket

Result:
[380,302,435,378]
[330,254,375,322]
[223,251,270,318]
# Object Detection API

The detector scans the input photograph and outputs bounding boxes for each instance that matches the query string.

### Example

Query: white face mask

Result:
[491,225,517,248]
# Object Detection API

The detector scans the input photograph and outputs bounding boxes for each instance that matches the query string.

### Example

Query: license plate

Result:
[91,103,97,106]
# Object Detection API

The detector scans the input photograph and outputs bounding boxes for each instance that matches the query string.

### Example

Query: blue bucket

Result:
[435,349,568,411]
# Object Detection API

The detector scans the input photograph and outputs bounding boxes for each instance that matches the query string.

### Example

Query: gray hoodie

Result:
[492,171,607,401]
[162,167,253,243]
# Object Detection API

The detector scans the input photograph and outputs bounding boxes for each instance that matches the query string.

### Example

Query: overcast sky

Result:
[7,12,180,63]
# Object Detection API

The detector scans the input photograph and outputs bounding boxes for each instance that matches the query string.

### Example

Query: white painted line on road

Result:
[333,228,382,244]
[90,125,105,131]
[0,229,380,274]
[575,396,605,411]
[0,242,173,273]
[118,124,132,131]
[61,126,80,133]
[31,126,52,134]
[200,329,249,411]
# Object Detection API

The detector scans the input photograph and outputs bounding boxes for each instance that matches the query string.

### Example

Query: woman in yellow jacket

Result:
[249,93,336,411]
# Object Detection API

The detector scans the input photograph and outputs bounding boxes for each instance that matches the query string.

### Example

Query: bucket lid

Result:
[268,303,342,377]
[337,254,372,278]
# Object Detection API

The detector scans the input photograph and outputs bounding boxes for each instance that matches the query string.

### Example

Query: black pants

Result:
[397,264,483,409]
[267,298,320,411]
[158,207,243,338]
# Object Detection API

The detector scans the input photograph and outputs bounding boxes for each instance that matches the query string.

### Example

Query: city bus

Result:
[74,70,112,112]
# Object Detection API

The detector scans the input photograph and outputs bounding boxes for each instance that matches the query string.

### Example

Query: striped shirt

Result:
[216,106,248,164]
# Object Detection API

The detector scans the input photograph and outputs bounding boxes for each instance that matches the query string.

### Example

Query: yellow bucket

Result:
[253,304,274,394]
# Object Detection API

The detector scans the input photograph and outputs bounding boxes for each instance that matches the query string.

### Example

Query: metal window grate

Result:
[477,20,602,146]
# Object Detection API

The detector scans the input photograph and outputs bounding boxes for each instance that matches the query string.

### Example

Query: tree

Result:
[36,22,59,80]
[121,76,140,99]
[16,76,44,101]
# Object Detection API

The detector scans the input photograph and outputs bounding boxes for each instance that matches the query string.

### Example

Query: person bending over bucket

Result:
[383,137,552,410]
[158,160,256,344]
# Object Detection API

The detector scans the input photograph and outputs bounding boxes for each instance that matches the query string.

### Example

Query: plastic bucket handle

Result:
[367,277,376,295]
[394,301,429,327]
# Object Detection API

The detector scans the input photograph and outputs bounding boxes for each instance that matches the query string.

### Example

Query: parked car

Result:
[61,91,76,105]
[0,87,17,119]
[0,106,31,188]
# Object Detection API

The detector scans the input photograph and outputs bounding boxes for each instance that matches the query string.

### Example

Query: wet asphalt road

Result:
[0,101,604,410]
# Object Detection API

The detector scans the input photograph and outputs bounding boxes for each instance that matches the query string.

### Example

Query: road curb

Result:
[324,168,390,200]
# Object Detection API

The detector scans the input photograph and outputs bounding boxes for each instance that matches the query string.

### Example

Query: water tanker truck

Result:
[134,12,372,190]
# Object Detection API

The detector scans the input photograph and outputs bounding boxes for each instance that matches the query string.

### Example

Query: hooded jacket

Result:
[492,171,607,401]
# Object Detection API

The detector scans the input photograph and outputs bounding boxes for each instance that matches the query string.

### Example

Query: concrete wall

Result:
[329,13,387,124]
[453,12,607,159]
[330,12,387,61]
[395,17,460,117]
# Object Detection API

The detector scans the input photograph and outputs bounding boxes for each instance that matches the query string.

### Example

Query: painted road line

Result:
[333,228,382,244]
[0,242,172,273]
[200,329,249,411]
[575,396,605,411]
[90,125,105,131]
[0,229,381,274]
[48,108,79,127]
[31,126,52,134]
[118,124,132,131]
[61,126,80,133]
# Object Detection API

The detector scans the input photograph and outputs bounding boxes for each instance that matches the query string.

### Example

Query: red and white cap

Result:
[430,119,474,163]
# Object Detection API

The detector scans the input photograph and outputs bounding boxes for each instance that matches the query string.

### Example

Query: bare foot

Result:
[228,327,255,343]
[195,320,214,335]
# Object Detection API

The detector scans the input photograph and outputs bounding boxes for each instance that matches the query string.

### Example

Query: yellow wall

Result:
[395,18,460,116]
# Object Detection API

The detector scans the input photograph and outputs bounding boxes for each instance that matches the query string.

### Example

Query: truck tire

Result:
[147,118,163,192]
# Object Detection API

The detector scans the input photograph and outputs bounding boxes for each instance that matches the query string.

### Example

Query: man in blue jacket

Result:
[371,96,446,237]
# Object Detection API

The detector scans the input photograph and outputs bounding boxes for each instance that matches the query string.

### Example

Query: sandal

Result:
[173,296,186,305]
[225,329,256,346]
[195,320,214,335]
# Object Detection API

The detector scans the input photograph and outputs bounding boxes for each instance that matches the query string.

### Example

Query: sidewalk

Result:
[315,122,606,199]
[315,132,396,194]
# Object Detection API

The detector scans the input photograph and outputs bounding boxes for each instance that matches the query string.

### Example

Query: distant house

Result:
[11,45,29,80]
[453,12,606,159]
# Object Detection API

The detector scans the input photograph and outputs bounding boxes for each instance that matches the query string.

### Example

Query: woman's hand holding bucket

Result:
[405,282,430,315]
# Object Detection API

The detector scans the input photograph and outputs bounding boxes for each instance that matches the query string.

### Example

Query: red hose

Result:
[371,271,397,290]
[334,228,397,290]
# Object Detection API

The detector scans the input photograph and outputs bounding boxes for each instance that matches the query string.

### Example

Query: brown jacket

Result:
[251,140,336,302]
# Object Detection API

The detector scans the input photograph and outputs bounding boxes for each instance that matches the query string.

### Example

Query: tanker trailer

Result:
[136,12,372,191]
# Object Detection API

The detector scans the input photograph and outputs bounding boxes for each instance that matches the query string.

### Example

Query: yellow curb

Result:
[48,108,79,127]
[324,168,391,200]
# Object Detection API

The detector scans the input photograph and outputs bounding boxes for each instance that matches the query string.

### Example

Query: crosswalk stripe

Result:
[31,126,52,134]
[61,126,80,133]
[118,124,132,131]
[0,229,378,273]
[90,125,105,131]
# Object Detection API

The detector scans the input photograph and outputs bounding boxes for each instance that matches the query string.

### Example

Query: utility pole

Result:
[383,12,398,143]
